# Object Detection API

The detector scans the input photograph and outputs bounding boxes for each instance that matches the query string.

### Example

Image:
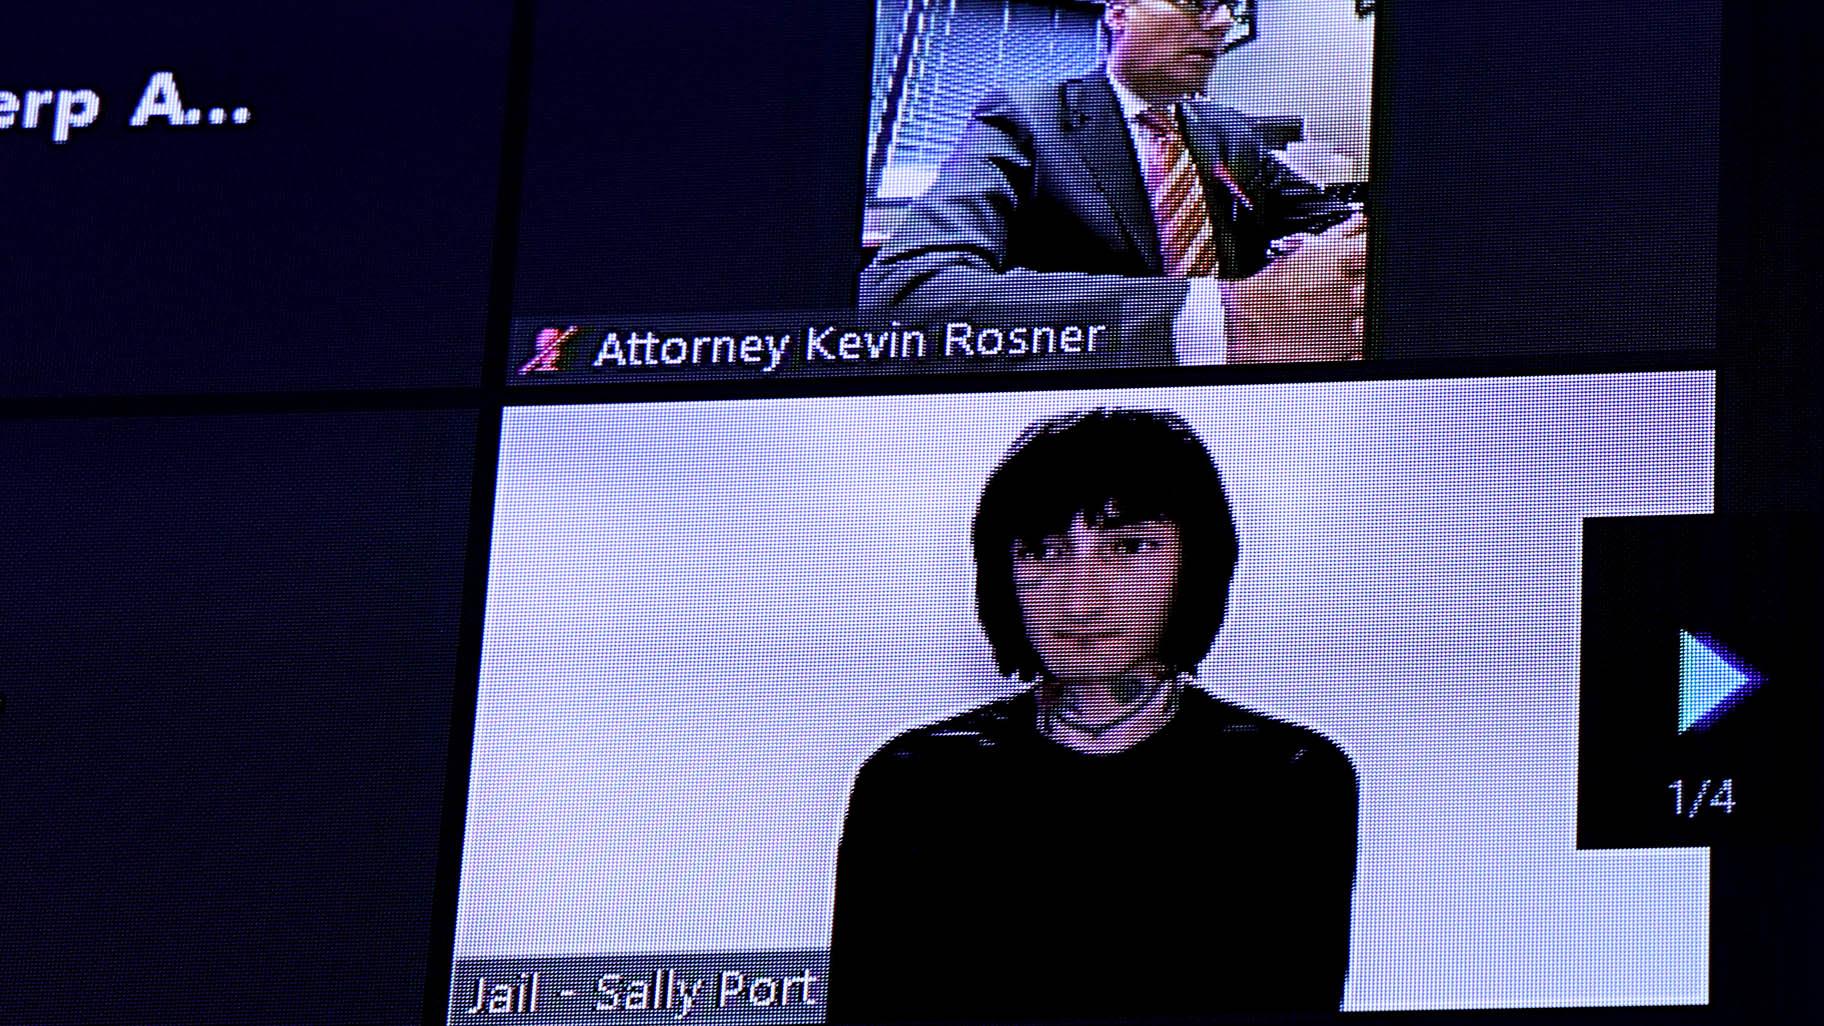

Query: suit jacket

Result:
[860,69,1354,353]
[827,686,1359,1023]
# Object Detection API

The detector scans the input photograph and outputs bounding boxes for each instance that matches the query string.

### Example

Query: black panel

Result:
[0,411,476,1025]
[0,2,511,396]
[509,0,877,318]
[1579,515,1821,849]
[1373,1,1719,357]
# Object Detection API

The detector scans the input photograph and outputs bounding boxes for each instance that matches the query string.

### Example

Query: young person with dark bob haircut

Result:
[828,408,1359,1023]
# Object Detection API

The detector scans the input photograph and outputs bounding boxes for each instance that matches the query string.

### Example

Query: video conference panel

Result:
[449,370,1714,1022]
[507,0,1716,385]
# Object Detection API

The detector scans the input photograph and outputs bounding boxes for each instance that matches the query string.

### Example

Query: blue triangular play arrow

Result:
[1678,630,1761,734]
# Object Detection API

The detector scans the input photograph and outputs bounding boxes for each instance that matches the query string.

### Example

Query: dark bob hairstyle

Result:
[972,408,1240,681]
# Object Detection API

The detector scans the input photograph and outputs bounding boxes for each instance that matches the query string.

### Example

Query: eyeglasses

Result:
[1154,0,1241,21]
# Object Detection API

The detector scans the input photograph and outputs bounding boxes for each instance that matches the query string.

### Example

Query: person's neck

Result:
[1039,673,1184,755]
[1108,61,1192,108]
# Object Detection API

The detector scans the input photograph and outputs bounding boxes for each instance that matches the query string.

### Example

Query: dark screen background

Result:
[0,1,511,397]
[508,0,875,319]
[0,411,476,1025]
[1370,1,1719,358]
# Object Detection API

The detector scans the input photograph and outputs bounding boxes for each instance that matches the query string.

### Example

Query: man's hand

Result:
[1221,212,1367,364]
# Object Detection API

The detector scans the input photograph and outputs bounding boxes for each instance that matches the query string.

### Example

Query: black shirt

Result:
[828,687,1359,1023]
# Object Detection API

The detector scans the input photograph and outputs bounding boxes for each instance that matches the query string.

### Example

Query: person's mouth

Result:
[1054,629,1124,646]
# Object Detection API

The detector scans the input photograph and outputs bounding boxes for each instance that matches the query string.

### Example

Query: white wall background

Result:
[455,371,1713,1012]
[1211,0,1376,165]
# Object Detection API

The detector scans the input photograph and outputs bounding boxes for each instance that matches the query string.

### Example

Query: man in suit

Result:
[861,0,1366,365]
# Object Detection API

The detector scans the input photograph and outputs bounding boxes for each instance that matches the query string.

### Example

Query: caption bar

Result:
[452,951,829,1025]
[512,314,1146,383]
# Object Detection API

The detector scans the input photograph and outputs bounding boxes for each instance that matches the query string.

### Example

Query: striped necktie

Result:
[1136,106,1219,278]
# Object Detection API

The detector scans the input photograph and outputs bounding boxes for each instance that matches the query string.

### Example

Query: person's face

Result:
[1012,512,1183,686]
[1106,0,1237,101]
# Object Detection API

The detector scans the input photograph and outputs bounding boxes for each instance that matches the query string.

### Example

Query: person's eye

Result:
[1015,540,1066,562]
[1112,536,1161,556]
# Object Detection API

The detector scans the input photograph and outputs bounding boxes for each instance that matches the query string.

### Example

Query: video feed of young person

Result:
[448,371,1715,1022]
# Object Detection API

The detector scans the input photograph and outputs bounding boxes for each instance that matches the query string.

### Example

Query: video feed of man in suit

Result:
[861,0,1371,366]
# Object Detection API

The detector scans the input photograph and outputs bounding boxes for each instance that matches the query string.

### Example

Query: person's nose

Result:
[1063,557,1112,623]
[1202,3,1235,35]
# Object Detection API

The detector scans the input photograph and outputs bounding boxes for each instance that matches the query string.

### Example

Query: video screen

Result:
[449,370,1715,1022]
[512,0,1377,382]
[509,1,1718,385]
[14,3,1809,1025]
